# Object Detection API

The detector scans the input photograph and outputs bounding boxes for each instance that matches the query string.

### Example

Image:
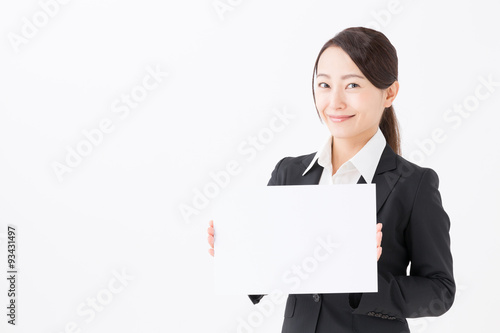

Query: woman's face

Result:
[314,46,396,144]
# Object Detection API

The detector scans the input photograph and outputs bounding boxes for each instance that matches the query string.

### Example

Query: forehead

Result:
[317,46,361,76]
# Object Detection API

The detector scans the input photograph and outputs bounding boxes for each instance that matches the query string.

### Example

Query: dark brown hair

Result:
[312,27,401,155]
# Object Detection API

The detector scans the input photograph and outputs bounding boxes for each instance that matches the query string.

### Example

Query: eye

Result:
[318,82,330,88]
[347,83,359,89]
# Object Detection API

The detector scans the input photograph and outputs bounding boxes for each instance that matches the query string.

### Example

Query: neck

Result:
[330,128,377,175]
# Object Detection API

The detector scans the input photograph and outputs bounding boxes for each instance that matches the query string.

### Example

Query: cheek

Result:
[314,95,328,113]
[349,92,371,108]
[350,92,384,118]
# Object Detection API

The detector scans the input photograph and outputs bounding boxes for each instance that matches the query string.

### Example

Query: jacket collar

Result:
[302,129,386,184]
[299,143,400,212]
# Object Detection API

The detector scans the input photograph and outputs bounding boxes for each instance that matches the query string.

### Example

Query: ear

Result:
[383,81,399,108]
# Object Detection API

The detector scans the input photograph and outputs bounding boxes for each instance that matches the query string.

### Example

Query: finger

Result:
[376,231,382,247]
[376,223,383,232]
[208,235,214,247]
[208,248,214,257]
[377,247,382,261]
[208,220,215,236]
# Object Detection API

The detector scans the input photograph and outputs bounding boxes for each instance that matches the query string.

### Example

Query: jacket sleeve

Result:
[247,157,288,304]
[351,168,455,321]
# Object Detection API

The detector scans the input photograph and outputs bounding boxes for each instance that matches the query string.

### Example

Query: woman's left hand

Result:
[376,223,383,261]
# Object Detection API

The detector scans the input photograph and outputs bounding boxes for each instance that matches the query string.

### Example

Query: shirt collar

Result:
[302,128,387,183]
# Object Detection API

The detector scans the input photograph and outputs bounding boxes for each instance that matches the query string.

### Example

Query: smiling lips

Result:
[327,114,355,123]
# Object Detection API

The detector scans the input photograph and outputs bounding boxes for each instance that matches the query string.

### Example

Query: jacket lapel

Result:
[299,155,323,185]
[372,144,400,213]
[296,144,400,212]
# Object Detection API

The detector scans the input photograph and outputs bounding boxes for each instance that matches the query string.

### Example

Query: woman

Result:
[207,27,455,333]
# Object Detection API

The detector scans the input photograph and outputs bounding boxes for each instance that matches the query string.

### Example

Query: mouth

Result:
[327,114,355,123]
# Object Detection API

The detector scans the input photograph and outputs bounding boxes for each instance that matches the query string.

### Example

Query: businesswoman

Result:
[207,27,455,333]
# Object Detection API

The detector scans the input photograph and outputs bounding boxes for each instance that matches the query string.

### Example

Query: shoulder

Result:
[394,154,440,186]
[380,150,442,199]
[376,145,442,200]
[274,152,317,171]
[377,144,440,184]
[268,152,317,185]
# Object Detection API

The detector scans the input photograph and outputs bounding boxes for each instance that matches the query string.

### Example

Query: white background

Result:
[0,0,499,332]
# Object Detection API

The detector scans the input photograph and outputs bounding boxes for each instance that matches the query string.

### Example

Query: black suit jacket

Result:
[249,144,455,333]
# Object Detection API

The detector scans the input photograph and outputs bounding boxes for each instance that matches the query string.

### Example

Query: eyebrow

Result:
[316,73,366,80]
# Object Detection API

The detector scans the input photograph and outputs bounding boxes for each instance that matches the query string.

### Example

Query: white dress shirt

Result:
[302,128,387,185]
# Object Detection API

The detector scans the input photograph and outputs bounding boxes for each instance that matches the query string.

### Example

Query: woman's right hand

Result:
[207,220,215,257]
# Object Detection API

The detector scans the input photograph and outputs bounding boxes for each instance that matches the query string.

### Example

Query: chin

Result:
[326,126,356,139]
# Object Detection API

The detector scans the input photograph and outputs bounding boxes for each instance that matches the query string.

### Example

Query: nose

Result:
[328,87,346,110]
